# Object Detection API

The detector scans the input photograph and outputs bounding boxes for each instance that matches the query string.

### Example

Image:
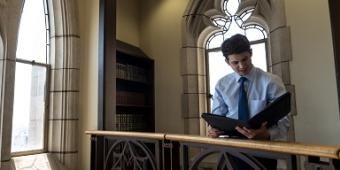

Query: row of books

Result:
[116,63,148,83]
[117,91,145,106]
[116,113,147,131]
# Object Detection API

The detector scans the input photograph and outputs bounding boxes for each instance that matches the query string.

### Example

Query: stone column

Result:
[0,0,24,167]
[181,0,216,135]
[47,0,80,169]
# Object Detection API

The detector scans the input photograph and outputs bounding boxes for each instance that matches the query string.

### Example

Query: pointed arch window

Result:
[11,0,50,154]
[206,0,268,110]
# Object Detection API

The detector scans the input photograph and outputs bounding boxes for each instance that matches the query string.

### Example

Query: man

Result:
[208,34,290,168]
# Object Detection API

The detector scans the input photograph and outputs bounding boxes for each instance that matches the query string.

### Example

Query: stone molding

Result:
[48,0,80,169]
[0,0,80,169]
[0,0,24,161]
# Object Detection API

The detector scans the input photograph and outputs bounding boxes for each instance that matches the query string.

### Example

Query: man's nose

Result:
[238,62,246,68]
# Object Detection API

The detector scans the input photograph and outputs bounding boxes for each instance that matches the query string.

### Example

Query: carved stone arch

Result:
[0,33,3,59]
[0,32,2,164]
[181,0,218,135]
[197,26,221,48]
[182,0,296,140]
[238,0,257,11]
[47,0,80,169]
[0,1,25,167]
[0,0,79,168]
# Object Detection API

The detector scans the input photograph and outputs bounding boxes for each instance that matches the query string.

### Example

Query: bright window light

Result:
[16,0,46,63]
[12,0,48,153]
[12,63,47,152]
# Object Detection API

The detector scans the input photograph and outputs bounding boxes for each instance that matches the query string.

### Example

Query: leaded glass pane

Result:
[208,51,233,97]
[225,0,239,16]
[16,0,47,63]
[212,17,229,28]
[224,22,244,37]
[251,43,267,71]
[245,27,265,41]
[11,63,47,152]
[207,32,225,49]
[240,9,253,22]
[235,16,243,27]
[12,0,49,154]
[207,0,267,49]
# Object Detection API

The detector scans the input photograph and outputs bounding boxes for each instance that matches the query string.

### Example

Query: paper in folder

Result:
[202,92,291,136]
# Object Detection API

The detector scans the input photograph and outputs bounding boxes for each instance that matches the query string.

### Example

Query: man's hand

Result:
[208,126,224,138]
[235,122,270,140]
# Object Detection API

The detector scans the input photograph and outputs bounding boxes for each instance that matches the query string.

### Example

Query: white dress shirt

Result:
[212,67,290,141]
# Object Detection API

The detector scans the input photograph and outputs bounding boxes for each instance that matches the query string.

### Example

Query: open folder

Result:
[202,92,291,137]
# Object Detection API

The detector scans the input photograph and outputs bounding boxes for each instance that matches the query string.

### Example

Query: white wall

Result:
[285,0,340,145]
[116,0,188,133]
[116,0,140,47]
[139,0,189,133]
[78,0,99,169]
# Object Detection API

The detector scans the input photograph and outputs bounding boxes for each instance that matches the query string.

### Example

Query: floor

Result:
[8,153,68,170]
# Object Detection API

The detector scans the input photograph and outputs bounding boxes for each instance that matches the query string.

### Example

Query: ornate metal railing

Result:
[86,131,340,170]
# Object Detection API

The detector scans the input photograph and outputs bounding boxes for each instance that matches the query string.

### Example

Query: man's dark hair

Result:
[221,34,252,59]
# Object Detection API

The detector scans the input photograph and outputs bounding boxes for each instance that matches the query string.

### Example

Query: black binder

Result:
[202,92,291,136]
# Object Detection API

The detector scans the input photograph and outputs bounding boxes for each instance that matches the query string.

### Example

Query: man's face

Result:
[226,51,253,76]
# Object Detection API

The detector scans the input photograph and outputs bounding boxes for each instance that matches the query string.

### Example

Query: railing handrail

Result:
[85,130,165,140]
[85,130,340,160]
[166,134,340,159]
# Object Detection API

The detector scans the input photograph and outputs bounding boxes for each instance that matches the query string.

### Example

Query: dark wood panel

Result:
[116,40,148,58]
[329,0,340,112]
[116,44,155,132]
[98,1,154,132]
[98,0,116,130]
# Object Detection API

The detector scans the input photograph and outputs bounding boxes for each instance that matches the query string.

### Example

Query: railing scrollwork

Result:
[104,138,157,170]
[86,131,340,170]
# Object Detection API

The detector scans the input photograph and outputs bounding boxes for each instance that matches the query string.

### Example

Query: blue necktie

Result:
[238,77,249,121]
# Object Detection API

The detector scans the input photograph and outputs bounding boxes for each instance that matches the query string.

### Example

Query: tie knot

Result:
[239,77,247,83]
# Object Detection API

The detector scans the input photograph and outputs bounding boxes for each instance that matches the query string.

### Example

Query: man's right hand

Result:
[208,126,224,138]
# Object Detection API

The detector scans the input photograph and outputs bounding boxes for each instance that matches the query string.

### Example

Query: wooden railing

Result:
[86,130,340,170]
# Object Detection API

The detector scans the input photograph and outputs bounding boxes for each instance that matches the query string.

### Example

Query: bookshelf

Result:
[115,40,155,132]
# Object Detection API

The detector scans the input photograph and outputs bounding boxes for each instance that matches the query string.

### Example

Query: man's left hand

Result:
[235,122,270,140]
